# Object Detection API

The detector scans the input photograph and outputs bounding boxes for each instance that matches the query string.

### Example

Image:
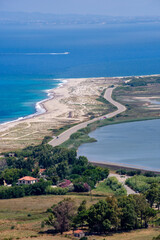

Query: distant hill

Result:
[0,12,160,27]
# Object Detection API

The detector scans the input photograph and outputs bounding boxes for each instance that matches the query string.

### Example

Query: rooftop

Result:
[18,176,37,181]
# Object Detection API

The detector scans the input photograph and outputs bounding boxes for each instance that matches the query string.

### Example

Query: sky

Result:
[0,0,160,16]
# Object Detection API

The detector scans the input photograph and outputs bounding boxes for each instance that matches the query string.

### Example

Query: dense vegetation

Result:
[0,144,109,199]
[126,175,160,209]
[0,179,51,199]
[45,195,156,234]
[126,175,160,193]
[104,177,127,196]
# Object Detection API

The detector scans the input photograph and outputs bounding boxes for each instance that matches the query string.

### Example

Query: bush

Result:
[42,136,53,144]
[105,177,127,196]
[70,132,84,139]
[0,180,51,199]
[45,186,68,195]
[74,182,90,192]
[126,175,160,193]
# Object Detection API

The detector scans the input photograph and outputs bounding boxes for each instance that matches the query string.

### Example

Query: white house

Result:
[18,176,38,185]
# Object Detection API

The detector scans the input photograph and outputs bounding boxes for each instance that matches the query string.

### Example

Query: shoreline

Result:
[0,74,160,154]
[0,77,90,144]
[0,74,160,128]
[90,161,160,174]
[0,79,67,127]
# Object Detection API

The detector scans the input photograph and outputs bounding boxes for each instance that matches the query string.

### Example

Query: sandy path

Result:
[109,173,137,195]
[49,86,126,147]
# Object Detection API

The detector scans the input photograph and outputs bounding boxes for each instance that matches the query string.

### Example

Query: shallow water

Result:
[78,119,160,171]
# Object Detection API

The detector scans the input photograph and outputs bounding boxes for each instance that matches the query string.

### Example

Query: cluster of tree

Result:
[116,169,141,176]
[126,175,160,193]
[125,78,148,87]
[116,169,157,177]
[73,182,91,192]
[124,76,160,88]
[0,180,51,199]
[145,183,160,209]
[0,168,32,185]
[2,145,109,191]
[105,177,127,196]
[45,195,156,235]
[6,156,35,171]
[45,186,69,195]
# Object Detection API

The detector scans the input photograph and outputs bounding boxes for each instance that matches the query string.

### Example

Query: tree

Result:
[143,207,156,228]
[87,198,121,233]
[133,194,149,228]
[146,184,159,208]
[105,196,122,230]
[73,200,88,228]
[56,161,69,179]
[45,198,75,234]
[118,195,138,230]
[1,168,21,184]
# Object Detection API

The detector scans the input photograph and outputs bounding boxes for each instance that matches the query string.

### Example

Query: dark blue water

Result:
[0,23,160,123]
[78,120,160,171]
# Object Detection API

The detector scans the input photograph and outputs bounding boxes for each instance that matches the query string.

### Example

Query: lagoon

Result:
[78,119,160,171]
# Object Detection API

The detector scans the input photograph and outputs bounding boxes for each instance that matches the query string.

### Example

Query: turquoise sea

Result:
[0,23,160,123]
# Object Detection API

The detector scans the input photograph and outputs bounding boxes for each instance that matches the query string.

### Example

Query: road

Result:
[109,173,137,195]
[49,87,126,147]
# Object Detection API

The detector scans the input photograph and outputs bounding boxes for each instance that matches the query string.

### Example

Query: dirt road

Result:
[49,87,126,147]
[109,173,137,195]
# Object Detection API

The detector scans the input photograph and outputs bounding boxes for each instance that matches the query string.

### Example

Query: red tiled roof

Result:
[18,176,37,181]
[74,230,83,233]
[39,169,46,173]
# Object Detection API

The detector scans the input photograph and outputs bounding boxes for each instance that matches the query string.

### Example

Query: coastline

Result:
[0,73,160,129]
[0,79,67,127]
[0,74,160,154]
[0,77,95,151]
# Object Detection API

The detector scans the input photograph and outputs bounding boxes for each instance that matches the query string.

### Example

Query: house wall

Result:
[18,180,37,185]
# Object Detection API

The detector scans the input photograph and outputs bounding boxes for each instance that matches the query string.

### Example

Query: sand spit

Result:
[0,77,121,151]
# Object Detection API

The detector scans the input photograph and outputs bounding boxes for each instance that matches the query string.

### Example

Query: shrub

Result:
[105,177,127,196]
[45,186,68,195]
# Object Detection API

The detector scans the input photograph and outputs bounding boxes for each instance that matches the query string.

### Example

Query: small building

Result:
[8,153,15,158]
[18,176,38,185]
[32,168,46,177]
[39,169,46,176]
[68,111,74,118]
[74,230,85,238]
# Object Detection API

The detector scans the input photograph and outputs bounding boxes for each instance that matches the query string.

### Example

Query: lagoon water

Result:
[78,120,160,171]
[0,23,160,123]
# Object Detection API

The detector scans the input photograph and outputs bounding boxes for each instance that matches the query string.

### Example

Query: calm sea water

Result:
[0,23,160,123]
[78,120,160,171]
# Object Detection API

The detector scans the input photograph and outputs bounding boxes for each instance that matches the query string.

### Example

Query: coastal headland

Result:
[0,75,160,153]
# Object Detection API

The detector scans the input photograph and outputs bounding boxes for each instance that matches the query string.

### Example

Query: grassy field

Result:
[0,194,105,240]
[92,180,114,195]
[0,193,159,240]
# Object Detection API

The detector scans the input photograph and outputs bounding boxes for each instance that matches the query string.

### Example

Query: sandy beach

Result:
[0,77,122,152]
[1,74,160,153]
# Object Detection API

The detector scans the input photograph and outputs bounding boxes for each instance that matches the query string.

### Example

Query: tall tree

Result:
[45,198,75,234]
[73,200,88,228]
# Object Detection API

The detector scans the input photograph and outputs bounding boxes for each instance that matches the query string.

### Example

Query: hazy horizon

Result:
[0,0,160,17]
